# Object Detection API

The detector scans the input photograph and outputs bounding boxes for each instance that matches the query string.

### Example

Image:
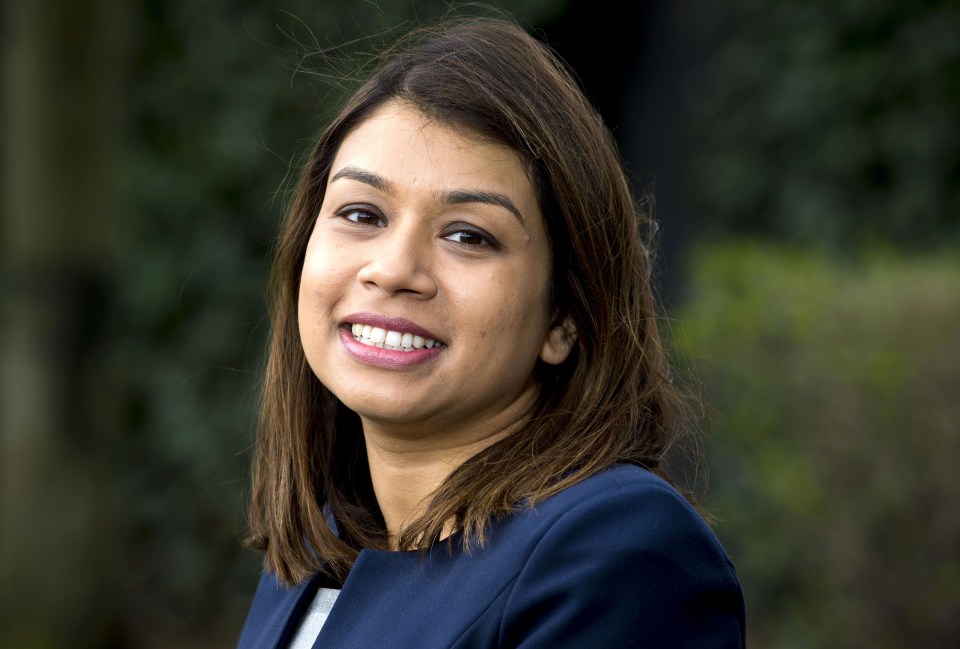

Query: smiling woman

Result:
[299,101,570,455]
[238,15,745,649]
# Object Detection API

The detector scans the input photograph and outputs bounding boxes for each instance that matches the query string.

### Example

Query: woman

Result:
[238,16,745,649]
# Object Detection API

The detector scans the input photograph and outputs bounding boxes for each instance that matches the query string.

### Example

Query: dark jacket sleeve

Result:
[499,482,746,648]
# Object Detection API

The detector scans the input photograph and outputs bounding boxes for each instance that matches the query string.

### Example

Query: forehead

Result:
[328,101,536,202]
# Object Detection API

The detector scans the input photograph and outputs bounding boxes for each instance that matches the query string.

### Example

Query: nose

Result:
[356,227,437,299]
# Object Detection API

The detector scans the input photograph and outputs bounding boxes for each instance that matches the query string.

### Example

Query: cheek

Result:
[298,240,354,318]
[304,232,350,277]
[448,271,516,332]
[458,276,550,349]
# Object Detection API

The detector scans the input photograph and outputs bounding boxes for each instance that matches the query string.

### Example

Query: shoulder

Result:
[513,464,737,582]
[528,463,701,518]
[510,464,727,564]
[497,464,745,648]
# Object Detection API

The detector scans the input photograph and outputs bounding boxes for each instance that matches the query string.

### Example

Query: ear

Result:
[539,315,577,365]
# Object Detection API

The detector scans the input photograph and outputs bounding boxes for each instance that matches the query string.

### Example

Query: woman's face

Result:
[298,101,573,441]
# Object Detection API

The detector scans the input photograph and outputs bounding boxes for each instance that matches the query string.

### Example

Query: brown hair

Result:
[247,16,699,585]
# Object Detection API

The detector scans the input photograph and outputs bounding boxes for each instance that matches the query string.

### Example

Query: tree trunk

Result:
[1,0,128,645]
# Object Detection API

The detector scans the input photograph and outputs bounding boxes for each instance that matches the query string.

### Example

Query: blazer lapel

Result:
[237,571,320,649]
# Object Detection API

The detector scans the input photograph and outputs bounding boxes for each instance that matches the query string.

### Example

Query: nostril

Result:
[356,257,437,298]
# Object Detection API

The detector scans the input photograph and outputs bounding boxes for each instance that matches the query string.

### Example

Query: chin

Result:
[335,394,432,427]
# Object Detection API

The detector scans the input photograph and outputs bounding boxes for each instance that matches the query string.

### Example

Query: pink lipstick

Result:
[339,313,445,369]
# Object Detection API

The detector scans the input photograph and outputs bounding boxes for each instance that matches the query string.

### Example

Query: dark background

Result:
[2,1,958,647]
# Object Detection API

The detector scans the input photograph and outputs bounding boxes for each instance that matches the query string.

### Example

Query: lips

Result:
[340,312,446,361]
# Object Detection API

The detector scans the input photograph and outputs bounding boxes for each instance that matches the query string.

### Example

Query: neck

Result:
[360,397,534,550]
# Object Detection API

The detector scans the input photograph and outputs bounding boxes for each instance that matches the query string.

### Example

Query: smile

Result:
[350,323,445,352]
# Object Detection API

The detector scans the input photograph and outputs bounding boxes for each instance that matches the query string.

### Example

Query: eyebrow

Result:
[329,165,525,224]
[330,166,391,193]
[441,190,524,224]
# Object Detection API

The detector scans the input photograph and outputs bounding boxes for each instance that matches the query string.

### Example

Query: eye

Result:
[442,223,500,249]
[338,206,385,227]
[445,231,485,246]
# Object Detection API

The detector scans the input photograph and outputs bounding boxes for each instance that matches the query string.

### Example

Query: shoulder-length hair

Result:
[248,16,698,585]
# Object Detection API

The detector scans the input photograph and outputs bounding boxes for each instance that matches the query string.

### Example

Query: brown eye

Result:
[442,223,499,249]
[446,231,485,246]
[340,207,385,227]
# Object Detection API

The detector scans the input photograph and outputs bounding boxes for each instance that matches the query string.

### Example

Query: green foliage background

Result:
[680,244,960,648]
[1,1,957,647]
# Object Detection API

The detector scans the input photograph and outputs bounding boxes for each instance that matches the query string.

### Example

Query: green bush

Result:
[677,241,960,648]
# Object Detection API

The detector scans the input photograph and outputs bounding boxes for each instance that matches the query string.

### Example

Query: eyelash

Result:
[442,224,500,250]
[338,206,386,227]
[335,207,500,250]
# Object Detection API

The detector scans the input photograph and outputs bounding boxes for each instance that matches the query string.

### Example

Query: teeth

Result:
[350,324,441,352]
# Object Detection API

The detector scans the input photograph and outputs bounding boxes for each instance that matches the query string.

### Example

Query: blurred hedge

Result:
[678,241,960,648]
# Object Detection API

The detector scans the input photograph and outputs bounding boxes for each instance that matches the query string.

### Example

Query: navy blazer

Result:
[237,465,745,648]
